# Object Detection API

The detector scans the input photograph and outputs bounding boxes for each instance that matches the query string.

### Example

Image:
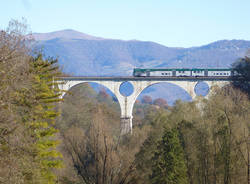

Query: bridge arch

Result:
[121,80,198,125]
[59,79,125,106]
[134,81,193,104]
[62,81,118,101]
[131,80,197,102]
[59,80,120,99]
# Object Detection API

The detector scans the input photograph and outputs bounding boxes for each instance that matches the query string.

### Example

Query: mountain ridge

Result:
[33,29,250,76]
[33,29,250,48]
[33,29,105,41]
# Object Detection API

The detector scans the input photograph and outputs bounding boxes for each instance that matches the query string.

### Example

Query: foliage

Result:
[150,127,188,184]
[132,110,170,184]
[153,98,168,108]
[134,86,249,184]
[141,95,153,104]
[232,56,250,97]
[27,54,63,183]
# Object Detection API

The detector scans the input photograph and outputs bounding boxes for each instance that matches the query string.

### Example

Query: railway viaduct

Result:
[58,77,231,134]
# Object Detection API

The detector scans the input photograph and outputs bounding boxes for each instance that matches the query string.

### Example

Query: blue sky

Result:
[1,0,250,47]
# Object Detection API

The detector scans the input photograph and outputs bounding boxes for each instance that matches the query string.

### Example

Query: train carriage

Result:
[133,68,234,77]
[207,69,232,77]
[192,69,206,77]
[175,69,191,77]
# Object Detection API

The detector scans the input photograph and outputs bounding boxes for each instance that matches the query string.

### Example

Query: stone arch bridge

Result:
[58,76,231,134]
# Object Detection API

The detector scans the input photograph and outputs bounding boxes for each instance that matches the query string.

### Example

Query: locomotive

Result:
[133,68,237,77]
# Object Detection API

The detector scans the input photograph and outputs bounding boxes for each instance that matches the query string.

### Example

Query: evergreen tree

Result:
[150,127,188,184]
[15,54,63,183]
[29,54,63,183]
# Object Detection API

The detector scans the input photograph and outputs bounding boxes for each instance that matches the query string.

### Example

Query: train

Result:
[133,68,238,77]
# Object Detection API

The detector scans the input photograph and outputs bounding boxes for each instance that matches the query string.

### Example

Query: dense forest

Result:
[0,20,249,184]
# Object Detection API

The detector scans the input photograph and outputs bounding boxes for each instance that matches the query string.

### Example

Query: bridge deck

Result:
[57,76,234,81]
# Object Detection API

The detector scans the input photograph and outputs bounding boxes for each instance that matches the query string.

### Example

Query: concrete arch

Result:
[131,81,197,101]
[61,81,118,101]
[59,80,122,113]
[122,81,198,125]
[58,80,121,99]
[132,81,194,107]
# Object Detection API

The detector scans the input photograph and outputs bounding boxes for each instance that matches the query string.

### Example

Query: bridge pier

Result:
[120,117,133,134]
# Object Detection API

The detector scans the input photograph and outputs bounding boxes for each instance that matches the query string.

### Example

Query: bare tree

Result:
[0,19,34,184]
[62,106,146,184]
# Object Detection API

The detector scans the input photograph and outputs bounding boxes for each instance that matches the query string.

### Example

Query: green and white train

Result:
[133,68,237,77]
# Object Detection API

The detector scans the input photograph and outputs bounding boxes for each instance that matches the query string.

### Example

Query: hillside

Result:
[33,29,250,76]
[33,30,250,104]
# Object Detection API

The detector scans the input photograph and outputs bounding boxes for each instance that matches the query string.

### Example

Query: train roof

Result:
[133,68,233,72]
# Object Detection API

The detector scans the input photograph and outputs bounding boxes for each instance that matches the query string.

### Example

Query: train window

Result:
[161,73,164,75]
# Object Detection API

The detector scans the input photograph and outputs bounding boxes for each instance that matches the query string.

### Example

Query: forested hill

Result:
[33,29,250,76]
